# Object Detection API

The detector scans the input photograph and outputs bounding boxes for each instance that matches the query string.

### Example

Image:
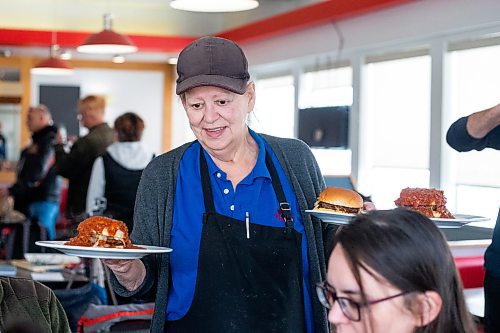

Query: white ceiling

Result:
[0,0,320,36]
[0,0,321,62]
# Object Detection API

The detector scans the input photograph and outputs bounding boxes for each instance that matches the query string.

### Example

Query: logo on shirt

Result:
[274,208,294,223]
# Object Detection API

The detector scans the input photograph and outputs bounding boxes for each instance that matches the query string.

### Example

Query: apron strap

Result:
[199,145,293,231]
[199,148,216,213]
[264,150,294,232]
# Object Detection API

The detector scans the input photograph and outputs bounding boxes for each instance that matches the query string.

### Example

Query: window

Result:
[299,67,353,108]
[361,53,431,208]
[252,75,295,138]
[299,66,353,176]
[448,44,500,226]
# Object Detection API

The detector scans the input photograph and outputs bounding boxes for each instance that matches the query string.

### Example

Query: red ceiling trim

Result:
[219,0,418,43]
[0,29,196,53]
[0,0,417,53]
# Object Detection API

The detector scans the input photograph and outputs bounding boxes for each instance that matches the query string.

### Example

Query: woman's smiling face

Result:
[182,84,255,156]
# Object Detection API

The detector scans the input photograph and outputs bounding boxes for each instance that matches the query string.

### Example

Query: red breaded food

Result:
[65,216,134,248]
[395,188,454,219]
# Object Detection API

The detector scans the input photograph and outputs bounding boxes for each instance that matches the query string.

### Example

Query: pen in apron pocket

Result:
[246,211,250,239]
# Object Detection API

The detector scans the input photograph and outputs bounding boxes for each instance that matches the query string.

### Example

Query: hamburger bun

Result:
[314,187,363,214]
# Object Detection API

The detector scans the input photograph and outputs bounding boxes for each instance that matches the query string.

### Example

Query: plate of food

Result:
[429,214,490,228]
[394,188,489,228]
[35,241,172,259]
[306,187,363,224]
[36,216,172,259]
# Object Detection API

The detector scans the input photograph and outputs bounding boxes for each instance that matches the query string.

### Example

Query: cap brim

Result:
[176,74,248,95]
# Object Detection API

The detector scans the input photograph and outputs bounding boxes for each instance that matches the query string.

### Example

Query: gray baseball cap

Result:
[176,36,250,95]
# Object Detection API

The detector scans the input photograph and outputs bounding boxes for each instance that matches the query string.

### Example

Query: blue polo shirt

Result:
[166,129,313,333]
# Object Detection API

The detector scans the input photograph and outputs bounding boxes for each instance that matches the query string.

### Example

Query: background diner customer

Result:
[446,102,500,333]
[86,112,154,232]
[0,105,61,240]
[54,95,113,224]
[319,208,475,333]
[0,120,7,161]
[102,36,364,332]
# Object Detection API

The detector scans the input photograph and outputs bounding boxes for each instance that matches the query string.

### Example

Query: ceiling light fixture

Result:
[112,55,125,64]
[60,50,72,60]
[32,40,73,75]
[77,13,138,54]
[170,0,259,12]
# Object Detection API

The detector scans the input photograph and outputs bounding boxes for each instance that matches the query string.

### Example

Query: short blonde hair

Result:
[80,95,105,114]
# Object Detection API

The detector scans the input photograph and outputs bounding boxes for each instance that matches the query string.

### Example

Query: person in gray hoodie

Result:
[86,112,154,232]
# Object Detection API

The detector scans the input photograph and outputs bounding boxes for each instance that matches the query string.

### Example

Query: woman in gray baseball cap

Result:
[104,36,346,333]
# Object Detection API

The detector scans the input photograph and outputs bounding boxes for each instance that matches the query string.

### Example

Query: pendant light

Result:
[31,34,73,75]
[77,13,137,54]
[170,0,259,12]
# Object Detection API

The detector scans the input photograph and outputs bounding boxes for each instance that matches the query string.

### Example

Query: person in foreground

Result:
[317,208,475,333]
[103,36,354,332]
[0,276,71,332]
[446,102,500,333]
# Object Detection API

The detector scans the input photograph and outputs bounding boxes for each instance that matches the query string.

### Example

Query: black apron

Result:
[166,149,307,333]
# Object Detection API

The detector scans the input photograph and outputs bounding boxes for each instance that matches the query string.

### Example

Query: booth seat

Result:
[455,256,485,289]
[55,185,71,234]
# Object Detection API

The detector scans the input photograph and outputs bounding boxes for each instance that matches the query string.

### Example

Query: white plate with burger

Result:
[36,241,172,259]
[305,210,357,224]
[306,187,364,224]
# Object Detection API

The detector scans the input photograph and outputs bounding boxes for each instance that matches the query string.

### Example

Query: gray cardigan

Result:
[110,134,333,332]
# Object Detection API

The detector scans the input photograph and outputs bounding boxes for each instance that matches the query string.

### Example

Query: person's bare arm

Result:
[466,103,500,139]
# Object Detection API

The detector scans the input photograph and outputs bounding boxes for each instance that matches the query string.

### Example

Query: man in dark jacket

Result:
[54,95,114,223]
[446,102,500,333]
[0,105,62,240]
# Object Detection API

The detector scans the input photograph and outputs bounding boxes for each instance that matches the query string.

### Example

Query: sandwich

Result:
[65,216,135,249]
[394,187,454,219]
[313,187,363,214]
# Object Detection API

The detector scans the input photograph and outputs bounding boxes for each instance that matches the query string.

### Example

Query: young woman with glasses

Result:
[317,208,476,333]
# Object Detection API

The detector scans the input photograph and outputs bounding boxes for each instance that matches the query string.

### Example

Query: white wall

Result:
[244,0,500,68]
[31,69,164,155]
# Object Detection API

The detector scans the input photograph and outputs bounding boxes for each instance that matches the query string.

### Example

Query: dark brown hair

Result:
[114,112,145,142]
[332,208,475,333]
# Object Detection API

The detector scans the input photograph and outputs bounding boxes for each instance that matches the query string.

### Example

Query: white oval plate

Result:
[306,210,489,229]
[35,241,172,259]
[305,209,356,224]
[429,214,490,229]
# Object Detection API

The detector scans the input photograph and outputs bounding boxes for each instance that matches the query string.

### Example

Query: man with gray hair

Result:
[0,105,62,241]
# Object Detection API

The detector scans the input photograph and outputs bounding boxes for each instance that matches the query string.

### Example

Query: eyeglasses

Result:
[316,280,409,322]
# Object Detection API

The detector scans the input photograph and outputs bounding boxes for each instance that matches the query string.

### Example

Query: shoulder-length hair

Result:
[114,112,145,142]
[333,208,475,333]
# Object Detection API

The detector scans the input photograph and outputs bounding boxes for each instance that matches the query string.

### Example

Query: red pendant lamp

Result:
[31,33,73,76]
[77,13,137,54]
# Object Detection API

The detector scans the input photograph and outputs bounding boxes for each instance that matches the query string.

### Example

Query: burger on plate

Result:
[394,187,454,219]
[65,216,135,249]
[313,187,363,214]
